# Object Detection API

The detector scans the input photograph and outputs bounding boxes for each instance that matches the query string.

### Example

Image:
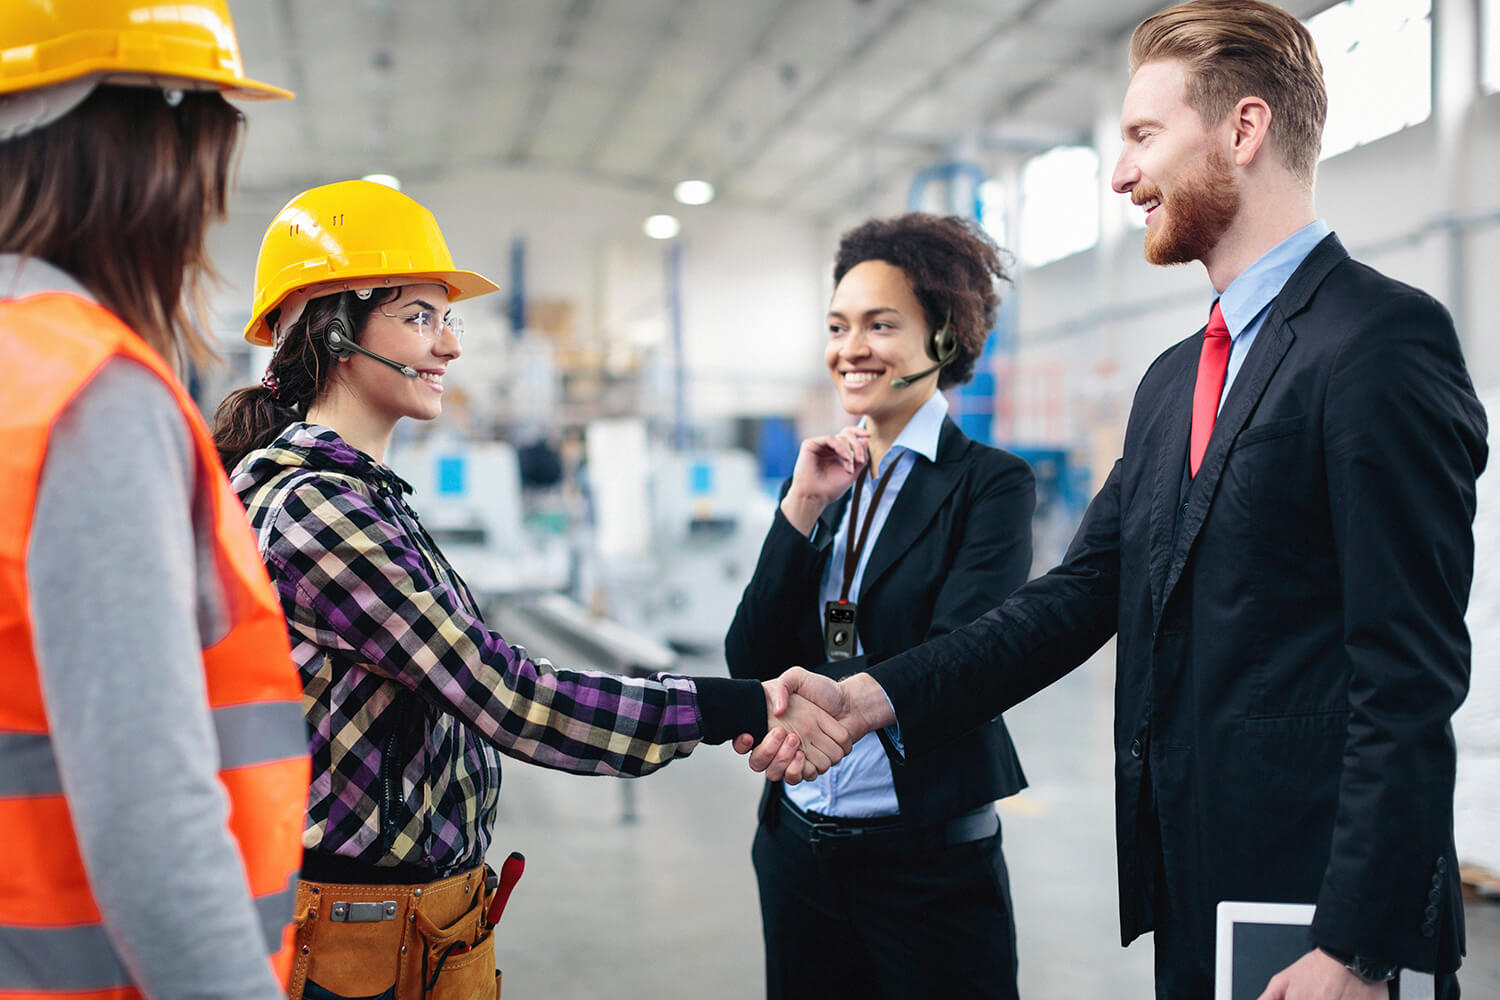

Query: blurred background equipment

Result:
[185,0,1500,994]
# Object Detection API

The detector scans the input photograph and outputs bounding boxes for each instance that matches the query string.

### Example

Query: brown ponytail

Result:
[212,289,398,472]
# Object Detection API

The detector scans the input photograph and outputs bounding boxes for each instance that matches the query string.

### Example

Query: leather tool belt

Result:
[287,862,501,1000]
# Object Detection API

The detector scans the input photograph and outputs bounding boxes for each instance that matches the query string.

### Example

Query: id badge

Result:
[824,600,857,660]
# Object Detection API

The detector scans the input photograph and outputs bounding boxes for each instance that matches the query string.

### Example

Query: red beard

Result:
[1141,146,1240,266]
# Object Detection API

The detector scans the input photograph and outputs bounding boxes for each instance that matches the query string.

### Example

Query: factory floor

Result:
[483,624,1500,999]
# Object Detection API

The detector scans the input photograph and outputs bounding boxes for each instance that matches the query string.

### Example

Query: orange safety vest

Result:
[0,287,311,998]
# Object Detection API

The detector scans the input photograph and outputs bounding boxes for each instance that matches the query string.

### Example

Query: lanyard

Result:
[839,457,896,603]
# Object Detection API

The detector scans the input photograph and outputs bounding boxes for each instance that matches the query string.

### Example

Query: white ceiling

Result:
[229,0,1336,222]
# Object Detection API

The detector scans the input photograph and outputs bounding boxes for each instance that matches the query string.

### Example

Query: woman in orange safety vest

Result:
[0,4,310,999]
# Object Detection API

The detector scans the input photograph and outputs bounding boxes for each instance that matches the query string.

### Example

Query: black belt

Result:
[775,795,998,857]
[301,850,442,886]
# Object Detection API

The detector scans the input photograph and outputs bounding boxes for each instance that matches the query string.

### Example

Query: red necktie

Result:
[1189,301,1230,477]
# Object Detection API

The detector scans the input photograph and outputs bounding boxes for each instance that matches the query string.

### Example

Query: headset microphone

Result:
[890,360,944,390]
[890,318,958,390]
[325,294,420,378]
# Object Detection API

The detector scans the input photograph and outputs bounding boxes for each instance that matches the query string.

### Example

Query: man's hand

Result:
[834,672,897,738]
[733,669,853,784]
[733,668,896,781]
[1255,949,1388,1000]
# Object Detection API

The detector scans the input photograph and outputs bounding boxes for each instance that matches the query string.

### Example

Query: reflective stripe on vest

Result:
[0,283,310,997]
[0,701,309,797]
[0,876,298,993]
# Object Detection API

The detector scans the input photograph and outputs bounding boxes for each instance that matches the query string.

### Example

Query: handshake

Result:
[734,668,898,783]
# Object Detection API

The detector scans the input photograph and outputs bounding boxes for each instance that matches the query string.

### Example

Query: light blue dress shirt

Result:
[1213,219,1330,410]
[786,391,949,818]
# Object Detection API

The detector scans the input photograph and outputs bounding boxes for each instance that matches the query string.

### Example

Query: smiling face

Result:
[343,282,460,424]
[825,259,936,426]
[1112,59,1241,267]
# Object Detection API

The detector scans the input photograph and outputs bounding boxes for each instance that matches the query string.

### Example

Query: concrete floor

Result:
[484,631,1500,999]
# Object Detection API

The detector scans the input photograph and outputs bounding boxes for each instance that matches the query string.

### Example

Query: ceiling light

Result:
[362,173,402,191]
[643,214,681,240]
[673,179,715,206]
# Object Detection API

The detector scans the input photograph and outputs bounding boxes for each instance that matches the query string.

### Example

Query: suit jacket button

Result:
[1432,873,1443,888]
[1425,904,1438,921]
[1130,738,1143,759]
[1422,925,1435,938]
[1429,888,1441,904]
[1436,857,1447,873]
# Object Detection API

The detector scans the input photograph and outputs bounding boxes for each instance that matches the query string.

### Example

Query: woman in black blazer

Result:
[725,213,1036,1000]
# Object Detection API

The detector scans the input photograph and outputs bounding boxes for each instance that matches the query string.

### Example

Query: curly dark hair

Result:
[832,212,1011,389]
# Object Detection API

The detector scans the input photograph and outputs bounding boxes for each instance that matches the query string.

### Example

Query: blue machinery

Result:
[908,160,1089,559]
[907,160,1011,447]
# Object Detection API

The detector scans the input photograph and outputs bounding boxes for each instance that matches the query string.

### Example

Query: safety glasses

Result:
[378,307,465,344]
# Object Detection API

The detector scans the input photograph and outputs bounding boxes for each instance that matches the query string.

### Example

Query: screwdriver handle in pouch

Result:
[486,851,525,927]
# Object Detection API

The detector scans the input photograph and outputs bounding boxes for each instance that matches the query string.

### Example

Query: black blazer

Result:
[869,235,1487,976]
[726,417,1035,827]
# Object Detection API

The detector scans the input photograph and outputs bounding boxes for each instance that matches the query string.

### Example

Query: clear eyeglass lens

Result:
[381,309,463,344]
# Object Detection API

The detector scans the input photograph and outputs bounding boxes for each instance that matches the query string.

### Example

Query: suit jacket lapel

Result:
[1158,233,1347,613]
[858,418,966,598]
[813,492,848,554]
[1148,348,1196,624]
[1160,314,1294,606]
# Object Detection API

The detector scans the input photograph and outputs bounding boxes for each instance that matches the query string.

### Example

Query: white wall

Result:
[997,87,1500,480]
[205,165,829,425]
[203,83,1500,468]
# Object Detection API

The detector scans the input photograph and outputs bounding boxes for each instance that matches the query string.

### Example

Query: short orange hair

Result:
[1131,0,1327,185]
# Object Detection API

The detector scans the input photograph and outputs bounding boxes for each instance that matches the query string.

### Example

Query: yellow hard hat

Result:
[0,0,291,101]
[245,180,500,347]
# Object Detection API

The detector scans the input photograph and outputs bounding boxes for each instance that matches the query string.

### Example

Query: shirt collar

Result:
[1,254,93,302]
[1215,219,1330,339]
[859,391,948,475]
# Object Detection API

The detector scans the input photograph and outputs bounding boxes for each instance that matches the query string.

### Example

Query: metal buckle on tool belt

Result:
[330,900,399,922]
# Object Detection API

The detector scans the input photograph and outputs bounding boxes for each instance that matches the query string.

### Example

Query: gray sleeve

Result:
[27,359,287,1000]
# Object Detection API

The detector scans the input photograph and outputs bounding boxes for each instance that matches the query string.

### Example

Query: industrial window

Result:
[979,179,1010,249]
[1307,0,1432,159]
[1019,146,1100,268]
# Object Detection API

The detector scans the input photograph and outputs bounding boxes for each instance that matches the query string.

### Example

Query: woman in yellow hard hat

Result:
[0,4,309,1000]
[210,179,849,1000]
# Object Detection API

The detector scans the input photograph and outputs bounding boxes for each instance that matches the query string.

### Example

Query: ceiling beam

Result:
[506,0,596,165]
[647,0,800,177]
[714,0,920,192]
[769,0,1053,211]
[576,0,695,173]
[799,0,1176,224]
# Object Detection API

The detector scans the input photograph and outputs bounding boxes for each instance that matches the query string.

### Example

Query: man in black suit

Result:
[751,2,1486,997]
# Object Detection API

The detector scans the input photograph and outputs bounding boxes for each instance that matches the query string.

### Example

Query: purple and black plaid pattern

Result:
[233,424,705,875]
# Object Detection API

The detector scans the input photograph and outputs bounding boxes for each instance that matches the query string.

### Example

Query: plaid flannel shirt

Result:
[233,424,753,875]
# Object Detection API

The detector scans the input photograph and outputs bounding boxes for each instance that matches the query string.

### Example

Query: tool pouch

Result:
[287,864,502,1000]
[411,888,499,1000]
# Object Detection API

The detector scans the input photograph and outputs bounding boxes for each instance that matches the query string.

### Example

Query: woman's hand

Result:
[780,425,870,536]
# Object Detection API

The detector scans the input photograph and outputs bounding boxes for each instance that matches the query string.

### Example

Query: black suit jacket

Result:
[869,235,1487,976]
[726,417,1035,827]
